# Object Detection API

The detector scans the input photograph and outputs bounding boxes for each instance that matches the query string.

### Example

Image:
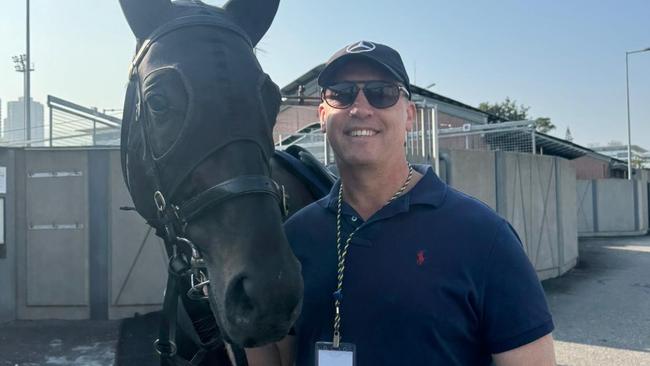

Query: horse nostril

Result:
[225,275,256,323]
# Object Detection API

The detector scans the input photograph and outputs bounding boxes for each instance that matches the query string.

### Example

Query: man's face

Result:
[318,60,415,169]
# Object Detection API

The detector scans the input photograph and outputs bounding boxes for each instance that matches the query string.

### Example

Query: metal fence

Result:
[276,107,537,169]
[438,120,536,154]
[47,96,121,147]
[4,97,536,163]
[1,96,122,147]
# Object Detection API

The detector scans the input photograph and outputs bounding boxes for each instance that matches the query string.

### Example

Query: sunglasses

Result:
[321,81,411,109]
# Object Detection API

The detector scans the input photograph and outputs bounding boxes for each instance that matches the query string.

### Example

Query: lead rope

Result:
[332,164,414,347]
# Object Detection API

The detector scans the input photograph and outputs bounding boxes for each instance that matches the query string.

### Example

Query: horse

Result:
[118,0,333,364]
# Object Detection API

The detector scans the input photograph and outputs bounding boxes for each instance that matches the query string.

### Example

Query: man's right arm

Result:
[245,335,296,366]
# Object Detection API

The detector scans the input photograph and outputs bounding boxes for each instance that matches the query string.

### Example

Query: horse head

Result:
[119,0,302,347]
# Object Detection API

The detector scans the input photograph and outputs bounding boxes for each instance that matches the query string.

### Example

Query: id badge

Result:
[315,341,356,366]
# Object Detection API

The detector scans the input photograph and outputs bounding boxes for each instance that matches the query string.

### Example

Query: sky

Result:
[1,0,649,149]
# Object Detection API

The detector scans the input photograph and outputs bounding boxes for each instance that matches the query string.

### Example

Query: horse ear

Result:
[223,0,280,46]
[119,0,173,39]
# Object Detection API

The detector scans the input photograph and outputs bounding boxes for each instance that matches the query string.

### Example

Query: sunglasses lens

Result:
[324,83,358,108]
[323,82,403,109]
[364,82,401,108]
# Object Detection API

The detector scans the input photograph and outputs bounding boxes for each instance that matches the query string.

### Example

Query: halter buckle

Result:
[153,339,177,357]
[154,191,166,212]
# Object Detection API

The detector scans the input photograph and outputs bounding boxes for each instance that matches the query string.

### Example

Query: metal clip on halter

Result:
[176,237,210,301]
[153,338,177,357]
[154,190,167,212]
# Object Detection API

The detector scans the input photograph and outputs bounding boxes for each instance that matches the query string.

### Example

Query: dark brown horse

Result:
[119,0,332,364]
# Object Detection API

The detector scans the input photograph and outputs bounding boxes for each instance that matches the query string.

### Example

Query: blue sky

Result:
[1,0,649,149]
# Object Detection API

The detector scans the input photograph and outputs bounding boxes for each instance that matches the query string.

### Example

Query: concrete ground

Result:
[1,235,649,365]
[544,235,650,365]
[0,319,119,366]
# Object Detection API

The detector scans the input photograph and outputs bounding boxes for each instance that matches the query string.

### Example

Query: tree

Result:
[565,127,573,142]
[479,97,556,134]
[535,117,555,134]
[478,97,528,121]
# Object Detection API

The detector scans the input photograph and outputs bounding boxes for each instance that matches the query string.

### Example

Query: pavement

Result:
[0,319,119,366]
[545,235,650,365]
[0,235,649,365]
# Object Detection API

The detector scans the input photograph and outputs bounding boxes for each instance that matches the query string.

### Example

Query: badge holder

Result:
[315,341,356,366]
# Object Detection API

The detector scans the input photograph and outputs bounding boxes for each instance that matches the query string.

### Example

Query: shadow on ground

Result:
[115,311,160,366]
[0,319,119,366]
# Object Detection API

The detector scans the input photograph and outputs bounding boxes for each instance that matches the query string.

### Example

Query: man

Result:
[247,40,556,365]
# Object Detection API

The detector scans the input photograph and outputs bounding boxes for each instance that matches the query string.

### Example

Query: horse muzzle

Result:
[219,263,303,347]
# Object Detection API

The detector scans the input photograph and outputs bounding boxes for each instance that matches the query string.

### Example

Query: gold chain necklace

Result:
[332,163,414,347]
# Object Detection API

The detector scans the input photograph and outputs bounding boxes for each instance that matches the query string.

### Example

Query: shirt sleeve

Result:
[481,219,554,354]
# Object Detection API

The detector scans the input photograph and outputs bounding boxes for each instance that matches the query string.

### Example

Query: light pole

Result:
[625,47,650,180]
[26,0,31,145]
[12,54,34,143]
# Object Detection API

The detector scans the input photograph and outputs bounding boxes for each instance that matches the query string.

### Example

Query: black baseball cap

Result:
[317,40,411,95]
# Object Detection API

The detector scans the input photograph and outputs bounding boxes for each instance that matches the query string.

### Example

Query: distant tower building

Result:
[0,98,3,141]
[4,97,44,146]
[565,127,573,142]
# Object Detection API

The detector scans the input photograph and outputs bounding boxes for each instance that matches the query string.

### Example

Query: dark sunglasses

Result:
[321,81,411,109]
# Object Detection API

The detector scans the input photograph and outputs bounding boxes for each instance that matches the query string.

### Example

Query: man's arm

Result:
[245,335,296,366]
[492,333,556,366]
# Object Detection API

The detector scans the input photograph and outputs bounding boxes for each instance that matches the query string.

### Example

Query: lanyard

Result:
[332,164,414,348]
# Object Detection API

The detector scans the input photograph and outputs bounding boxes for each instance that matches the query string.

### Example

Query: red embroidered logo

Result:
[416,250,426,266]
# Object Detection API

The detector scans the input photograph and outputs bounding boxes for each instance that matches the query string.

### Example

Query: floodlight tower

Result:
[11,1,33,145]
[625,47,650,179]
[12,54,34,143]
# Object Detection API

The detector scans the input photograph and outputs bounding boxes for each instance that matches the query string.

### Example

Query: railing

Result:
[0,95,122,147]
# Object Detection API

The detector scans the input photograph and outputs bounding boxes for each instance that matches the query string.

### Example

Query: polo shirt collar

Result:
[318,164,448,215]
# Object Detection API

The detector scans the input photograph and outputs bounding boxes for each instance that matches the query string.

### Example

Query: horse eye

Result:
[146,94,169,113]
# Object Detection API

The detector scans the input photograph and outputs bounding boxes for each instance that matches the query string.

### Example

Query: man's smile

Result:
[346,128,379,137]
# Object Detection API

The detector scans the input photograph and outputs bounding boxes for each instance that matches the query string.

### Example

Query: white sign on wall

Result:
[0,197,4,245]
[0,167,5,194]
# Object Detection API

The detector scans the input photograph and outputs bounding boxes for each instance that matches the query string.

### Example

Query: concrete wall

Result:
[445,150,578,280]
[0,148,166,321]
[0,149,17,323]
[570,155,609,180]
[637,169,650,182]
[444,149,496,209]
[17,150,90,319]
[6,146,641,319]
[107,151,167,319]
[496,152,577,280]
[578,178,649,237]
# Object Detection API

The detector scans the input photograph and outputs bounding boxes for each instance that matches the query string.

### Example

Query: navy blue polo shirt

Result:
[285,165,554,366]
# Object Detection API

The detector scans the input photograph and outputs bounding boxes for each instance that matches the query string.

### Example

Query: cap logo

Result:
[346,41,376,54]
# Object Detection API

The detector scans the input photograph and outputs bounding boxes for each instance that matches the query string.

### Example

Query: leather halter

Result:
[124,14,287,365]
[127,14,286,226]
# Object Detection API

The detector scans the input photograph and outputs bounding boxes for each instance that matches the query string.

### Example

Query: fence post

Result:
[431,105,439,175]
[420,105,426,159]
[531,129,536,155]
[49,104,53,147]
[323,133,329,165]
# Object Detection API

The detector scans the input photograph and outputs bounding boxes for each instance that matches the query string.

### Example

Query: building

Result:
[569,151,628,179]
[3,97,44,146]
[271,66,639,181]
[591,145,649,168]
[0,98,3,141]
